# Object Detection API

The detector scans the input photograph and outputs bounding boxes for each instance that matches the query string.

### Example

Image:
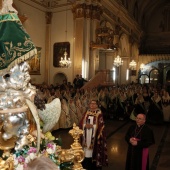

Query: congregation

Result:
[33,80,170,131]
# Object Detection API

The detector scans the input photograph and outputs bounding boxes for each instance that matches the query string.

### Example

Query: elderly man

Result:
[79,100,108,170]
[125,113,155,170]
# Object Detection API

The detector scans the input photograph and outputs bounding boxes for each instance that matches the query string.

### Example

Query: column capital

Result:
[46,12,53,24]
[72,3,102,20]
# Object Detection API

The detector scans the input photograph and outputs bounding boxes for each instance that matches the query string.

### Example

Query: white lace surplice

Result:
[84,116,96,158]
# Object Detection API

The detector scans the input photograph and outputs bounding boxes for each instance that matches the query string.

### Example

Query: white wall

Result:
[14,1,74,85]
[50,9,74,84]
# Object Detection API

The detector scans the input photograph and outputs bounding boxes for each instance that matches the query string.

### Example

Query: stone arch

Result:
[53,72,68,86]
[139,74,149,84]
[149,68,160,84]
[146,56,170,65]
[166,69,170,83]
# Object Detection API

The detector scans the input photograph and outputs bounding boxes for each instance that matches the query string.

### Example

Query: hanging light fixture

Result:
[140,63,145,70]
[113,55,123,67]
[59,5,71,68]
[59,48,71,67]
[129,60,137,70]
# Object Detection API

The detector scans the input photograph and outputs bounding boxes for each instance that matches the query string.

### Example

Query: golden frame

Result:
[53,42,70,67]
[28,47,41,75]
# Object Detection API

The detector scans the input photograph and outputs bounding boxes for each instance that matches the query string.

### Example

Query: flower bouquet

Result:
[13,131,62,170]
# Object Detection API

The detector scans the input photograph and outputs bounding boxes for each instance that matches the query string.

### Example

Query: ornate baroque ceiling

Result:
[28,0,170,28]
[120,0,170,29]
[21,0,170,54]
[28,0,68,8]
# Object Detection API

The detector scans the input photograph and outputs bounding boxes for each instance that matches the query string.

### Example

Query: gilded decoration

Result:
[72,3,103,20]
[27,47,41,75]
[90,20,117,50]
[0,61,84,169]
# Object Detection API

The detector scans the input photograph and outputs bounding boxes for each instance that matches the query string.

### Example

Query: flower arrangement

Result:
[13,131,62,170]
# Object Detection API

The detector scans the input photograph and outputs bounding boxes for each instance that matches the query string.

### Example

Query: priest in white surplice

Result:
[79,100,108,170]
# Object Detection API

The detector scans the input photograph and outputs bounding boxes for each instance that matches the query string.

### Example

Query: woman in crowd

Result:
[59,98,72,128]
[116,90,127,120]
[68,97,79,126]
[35,82,170,127]
[161,90,170,122]
[131,93,146,120]
[147,91,163,124]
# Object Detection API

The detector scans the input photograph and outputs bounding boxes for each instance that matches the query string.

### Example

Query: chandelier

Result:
[59,6,71,68]
[59,49,71,68]
[129,60,137,70]
[113,55,123,67]
[140,63,145,70]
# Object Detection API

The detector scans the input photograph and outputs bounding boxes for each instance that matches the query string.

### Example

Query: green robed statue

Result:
[0,0,37,74]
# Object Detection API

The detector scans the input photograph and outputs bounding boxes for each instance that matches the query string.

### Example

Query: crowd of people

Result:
[34,81,170,131]
[32,80,170,170]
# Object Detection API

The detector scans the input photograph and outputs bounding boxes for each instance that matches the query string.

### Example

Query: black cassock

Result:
[125,124,155,170]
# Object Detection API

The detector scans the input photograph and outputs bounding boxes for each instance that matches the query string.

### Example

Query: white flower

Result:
[25,156,31,164]
[25,153,37,163]
[46,148,54,154]
[29,153,37,160]
[46,143,56,154]
[16,164,24,170]
[13,155,19,166]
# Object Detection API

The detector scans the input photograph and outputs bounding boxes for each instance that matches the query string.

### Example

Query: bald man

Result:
[125,113,155,170]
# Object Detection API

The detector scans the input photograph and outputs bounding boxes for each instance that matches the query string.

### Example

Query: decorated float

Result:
[0,1,84,169]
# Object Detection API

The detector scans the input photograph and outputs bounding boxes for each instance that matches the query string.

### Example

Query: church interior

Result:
[0,0,170,170]
[6,0,170,87]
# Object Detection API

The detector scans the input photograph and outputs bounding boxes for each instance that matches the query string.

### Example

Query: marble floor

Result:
[52,119,170,170]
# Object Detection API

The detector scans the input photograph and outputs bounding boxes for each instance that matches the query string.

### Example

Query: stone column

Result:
[0,0,2,10]
[114,25,121,48]
[129,36,137,83]
[44,12,52,84]
[72,1,102,78]
[89,18,100,79]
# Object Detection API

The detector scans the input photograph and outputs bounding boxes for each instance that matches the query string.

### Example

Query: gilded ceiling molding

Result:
[103,6,141,43]
[72,3,102,20]
[29,0,65,9]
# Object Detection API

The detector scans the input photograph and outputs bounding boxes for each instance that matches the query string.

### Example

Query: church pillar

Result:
[89,19,100,79]
[0,0,2,10]
[72,1,102,79]
[114,25,121,52]
[45,12,52,84]
[129,36,137,83]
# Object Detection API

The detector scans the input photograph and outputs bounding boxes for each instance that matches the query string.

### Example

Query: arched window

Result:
[149,69,159,85]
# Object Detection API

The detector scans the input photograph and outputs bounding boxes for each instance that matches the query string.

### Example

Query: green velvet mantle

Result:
[0,13,37,74]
